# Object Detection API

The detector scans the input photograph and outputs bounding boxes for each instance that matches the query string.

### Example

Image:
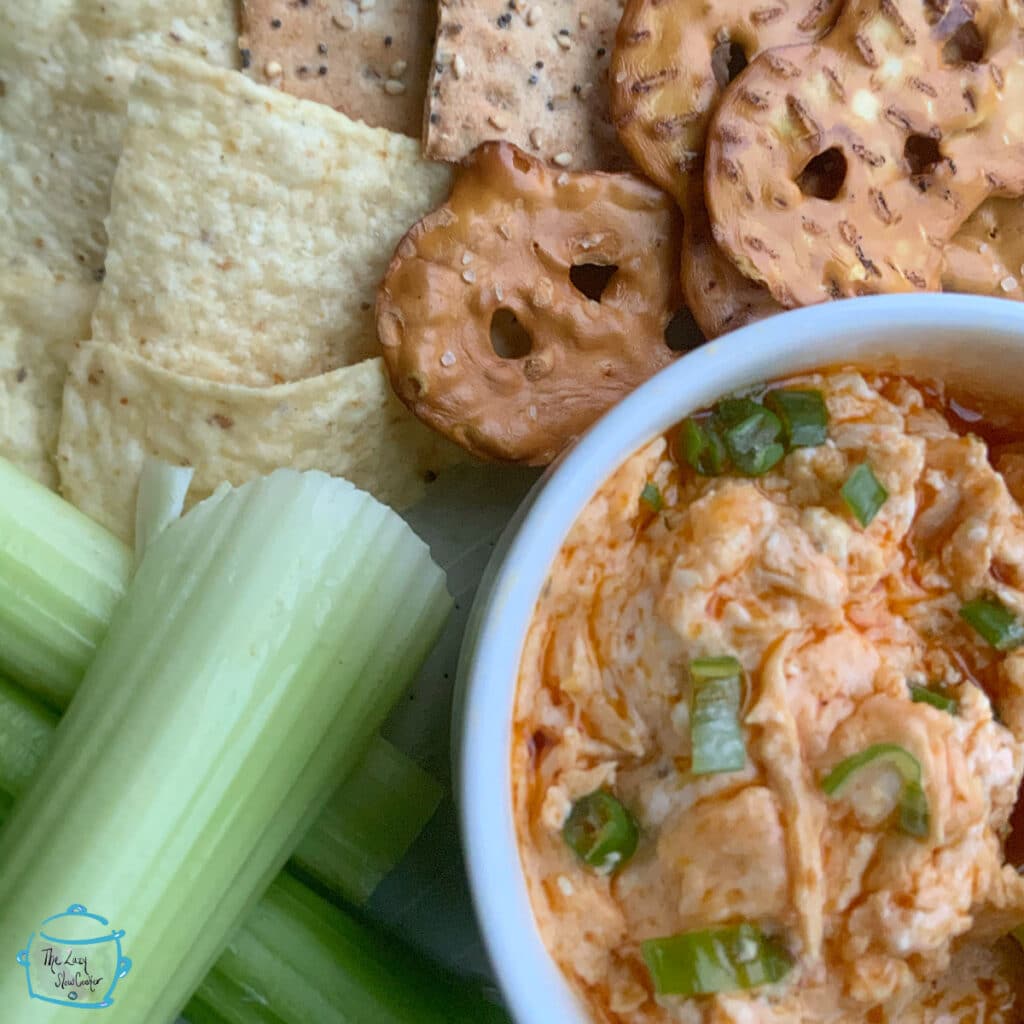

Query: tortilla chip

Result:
[0,1,239,485]
[239,0,435,138]
[58,342,464,542]
[0,2,240,281]
[93,53,452,387]
[424,0,631,171]
[0,267,96,487]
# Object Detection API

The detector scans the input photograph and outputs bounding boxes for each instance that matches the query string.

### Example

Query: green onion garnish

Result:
[764,389,829,448]
[680,418,727,476]
[841,462,888,527]
[690,656,746,775]
[822,742,929,838]
[909,684,957,715]
[959,596,1024,651]
[641,924,793,996]
[640,482,663,511]
[721,406,785,477]
[562,790,639,874]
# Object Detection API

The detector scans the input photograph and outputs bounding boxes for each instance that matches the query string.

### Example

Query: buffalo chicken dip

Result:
[513,371,1024,1022]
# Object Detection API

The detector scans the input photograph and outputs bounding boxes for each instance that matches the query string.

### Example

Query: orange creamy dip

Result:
[512,370,1024,1023]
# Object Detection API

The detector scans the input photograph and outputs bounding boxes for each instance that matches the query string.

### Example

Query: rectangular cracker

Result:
[0,0,239,484]
[92,52,452,387]
[58,343,463,542]
[239,0,435,138]
[424,0,631,171]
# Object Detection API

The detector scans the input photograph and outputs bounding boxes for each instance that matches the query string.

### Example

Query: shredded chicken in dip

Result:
[513,371,1024,1023]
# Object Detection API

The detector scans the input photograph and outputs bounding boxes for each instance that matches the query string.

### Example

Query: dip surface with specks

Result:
[513,370,1024,1023]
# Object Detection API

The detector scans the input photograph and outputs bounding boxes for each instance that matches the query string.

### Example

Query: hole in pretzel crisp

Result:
[942,20,985,63]
[570,263,618,303]
[796,147,847,201]
[904,133,944,176]
[490,307,533,360]
[711,40,749,91]
[664,308,706,352]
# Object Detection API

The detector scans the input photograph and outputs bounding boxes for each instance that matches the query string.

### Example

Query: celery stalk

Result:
[0,456,132,708]
[0,677,58,799]
[291,736,443,904]
[0,457,443,906]
[0,672,441,908]
[196,874,509,1024]
[134,457,195,563]
[0,469,451,1023]
[0,803,505,1024]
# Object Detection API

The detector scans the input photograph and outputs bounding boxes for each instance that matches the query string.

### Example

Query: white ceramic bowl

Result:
[454,293,1024,1024]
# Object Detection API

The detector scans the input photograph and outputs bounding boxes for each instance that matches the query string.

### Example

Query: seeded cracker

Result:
[425,0,631,171]
[58,53,462,542]
[239,0,435,137]
[0,1,238,486]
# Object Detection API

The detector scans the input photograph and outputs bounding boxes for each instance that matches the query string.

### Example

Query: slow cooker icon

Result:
[16,904,132,1010]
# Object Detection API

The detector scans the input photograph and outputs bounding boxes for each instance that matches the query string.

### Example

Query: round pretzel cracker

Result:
[376,142,683,465]
[705,0,1024,308]
[943,197,1024,301]
[610,0,841,336]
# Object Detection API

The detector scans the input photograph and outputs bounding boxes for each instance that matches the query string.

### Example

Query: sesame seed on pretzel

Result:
[610,0,842,337]
[376,142,683,465]
[705,0,1024,307]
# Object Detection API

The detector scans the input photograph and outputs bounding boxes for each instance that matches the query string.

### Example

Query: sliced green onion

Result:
[713,396,763,426]
[909,684,958,715]
[822,742,930,838]
[641,923,793,996]
[563,790,639,874]
[721,406,785,477]
[679,418,727,476]
[134,456,194,564]
[960,596,1024,651]
[640,482,663,511]
[0,469,452,1021]
[690,656,746,775]
[765,389,829,448]
[841,462,888,527]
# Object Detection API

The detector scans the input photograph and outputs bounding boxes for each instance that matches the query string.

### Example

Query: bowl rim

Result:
[455,293,1024,1024]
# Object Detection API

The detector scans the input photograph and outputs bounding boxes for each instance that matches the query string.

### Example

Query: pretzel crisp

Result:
[944,197,1024,301]
[377,142,683,464]
[610,0,841,336]
[705,0,1024,308]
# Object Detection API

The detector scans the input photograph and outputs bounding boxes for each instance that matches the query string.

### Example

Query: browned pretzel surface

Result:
[377,143,683,464]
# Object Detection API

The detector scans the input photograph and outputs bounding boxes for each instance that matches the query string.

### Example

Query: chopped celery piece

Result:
[134,457,194,563]
[642,923,792,995]
[0,677,58,800]
[0,458,442,907]
[196,874,509,1024]
[0,469,451,1023]
[291,735,443,904]
[0,455,132,708]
